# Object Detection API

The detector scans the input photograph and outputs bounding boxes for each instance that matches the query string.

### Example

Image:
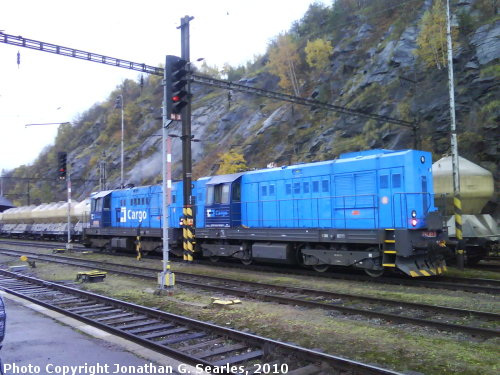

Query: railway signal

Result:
[57,152,67,180]
[165,55,188,120]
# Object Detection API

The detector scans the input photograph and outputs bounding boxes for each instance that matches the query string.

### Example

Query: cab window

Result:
[232,182,241,202]
[207,183,230,204]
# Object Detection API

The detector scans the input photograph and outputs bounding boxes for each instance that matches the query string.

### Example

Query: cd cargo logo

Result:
[120,207,147,223]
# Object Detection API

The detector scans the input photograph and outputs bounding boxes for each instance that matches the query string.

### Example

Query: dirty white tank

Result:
[0,207,18,224]
[73,199,90,222]
[432,156,494,215]
[44,202,67,222]
[4,206,35,224]
[25,204,43,224]
[0,208,15,223]
[31,203,51,223]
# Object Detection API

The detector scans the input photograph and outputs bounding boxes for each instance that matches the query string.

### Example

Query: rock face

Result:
[4,2,499,205]
[470,21,500,65]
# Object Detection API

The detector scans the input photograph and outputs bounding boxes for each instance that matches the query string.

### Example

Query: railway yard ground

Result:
[0,240,498,375]
[1,296,195,373]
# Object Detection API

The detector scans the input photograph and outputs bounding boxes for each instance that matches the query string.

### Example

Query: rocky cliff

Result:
[3,0,498,206]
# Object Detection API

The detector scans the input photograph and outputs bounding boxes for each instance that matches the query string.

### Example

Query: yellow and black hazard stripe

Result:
[183,206,195,262]
[408,260,448,277]
[454,193,465,257]
[135,234,142,261]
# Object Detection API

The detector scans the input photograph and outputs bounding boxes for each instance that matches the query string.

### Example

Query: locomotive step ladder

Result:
[382,229,397,267]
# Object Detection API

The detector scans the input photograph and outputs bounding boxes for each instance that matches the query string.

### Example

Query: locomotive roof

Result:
[206,172,245,185]
[244,149,413,176]
[90,190,114,199]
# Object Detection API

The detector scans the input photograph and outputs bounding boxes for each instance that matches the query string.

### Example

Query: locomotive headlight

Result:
[411,218,418,227]
[411,210,417,218]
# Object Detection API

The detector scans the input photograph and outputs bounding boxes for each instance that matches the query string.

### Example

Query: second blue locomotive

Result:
[85,149,448,277]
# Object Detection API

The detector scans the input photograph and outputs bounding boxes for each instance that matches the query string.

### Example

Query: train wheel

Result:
[364,268,384,277]
[312,264,329,272]
[209,256,220,263]
[241,258,252,266]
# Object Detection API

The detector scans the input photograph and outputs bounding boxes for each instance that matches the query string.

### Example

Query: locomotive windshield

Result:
[207,183,231,205]
[91,196,110,212]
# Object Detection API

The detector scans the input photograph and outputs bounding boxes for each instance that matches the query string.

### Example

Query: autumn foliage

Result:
[267,33,301,95]
[305,38,333,71]
[216,151,248,175]
[415,0,458,70]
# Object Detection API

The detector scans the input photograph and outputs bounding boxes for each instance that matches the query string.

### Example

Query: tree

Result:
[267,33,301,96]
[198,61,221,78]
[305,38,333,72]
[221,63,246,81]
[217,151,248,175]
[415,0,457,70]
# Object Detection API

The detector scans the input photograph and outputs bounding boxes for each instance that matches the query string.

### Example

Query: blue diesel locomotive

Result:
[85,149,448,277]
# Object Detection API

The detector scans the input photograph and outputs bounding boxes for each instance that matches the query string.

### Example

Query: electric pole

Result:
[179,15,195,263]
[445,0,464,269]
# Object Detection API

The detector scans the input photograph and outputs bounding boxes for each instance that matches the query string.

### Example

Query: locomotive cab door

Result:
[378,168,404,228]
[100,194,112,227]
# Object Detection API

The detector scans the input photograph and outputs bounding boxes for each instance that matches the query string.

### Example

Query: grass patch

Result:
[11,259,498,375]
[446,265,500,281]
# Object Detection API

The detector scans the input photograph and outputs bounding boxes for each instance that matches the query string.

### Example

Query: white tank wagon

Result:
[0,206,35,236]
[0,200,90,241]
[2,206,35,224]
[432,156,499,265]
[0,207,20,235]
[31,203,53,223]
[73,199,91,236]
[0,207,17,224]
[11,205,37,235]
[31,203,63,237]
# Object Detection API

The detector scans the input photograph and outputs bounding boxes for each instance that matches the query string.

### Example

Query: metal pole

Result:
[445,0,464,270]
[100,152,107,191]
[180,15,195,263]
[159,57,175,290]
[120,94,125,188]
[66,171,72,251]
[99,160,103,191]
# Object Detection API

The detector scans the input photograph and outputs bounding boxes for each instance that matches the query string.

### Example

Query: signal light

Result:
[57,152,67,180]
[165,55,189,120]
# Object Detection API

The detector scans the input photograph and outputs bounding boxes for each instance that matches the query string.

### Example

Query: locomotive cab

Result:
[90,191,112,228]
[204,173,243,228]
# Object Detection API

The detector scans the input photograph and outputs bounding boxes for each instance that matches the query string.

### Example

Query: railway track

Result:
[473,263,500,273]
[0,269,401,375]
[1,239,498,294]
[1,248,498,339]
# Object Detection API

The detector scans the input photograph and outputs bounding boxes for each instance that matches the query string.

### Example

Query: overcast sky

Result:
[0,0,330,173]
